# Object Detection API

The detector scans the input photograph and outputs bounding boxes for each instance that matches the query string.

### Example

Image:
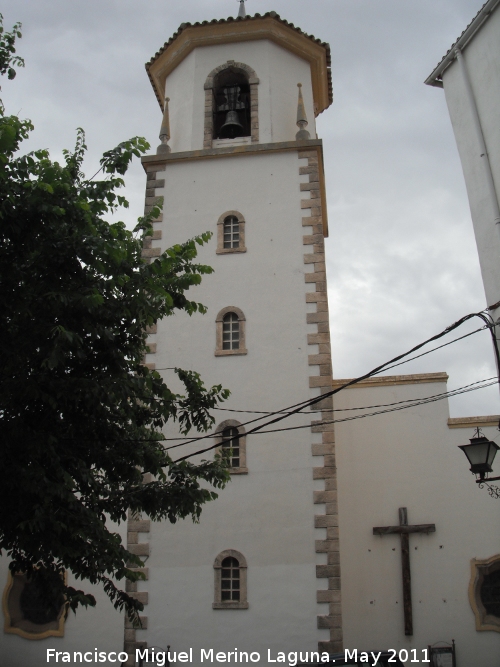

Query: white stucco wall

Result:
[137,147,328,660]
[441,6,500,310]
[165,40,317,153]
[334,376,500,666]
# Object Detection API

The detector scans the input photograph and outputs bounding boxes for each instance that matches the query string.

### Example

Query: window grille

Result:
[222,312,239,350]
[220,557,241,601]
[223,216,240,249]
[221,427,240,467]
[468,554,500,631]
[481,569,500,617]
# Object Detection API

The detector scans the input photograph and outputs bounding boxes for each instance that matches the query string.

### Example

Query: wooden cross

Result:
[373,507,436,636]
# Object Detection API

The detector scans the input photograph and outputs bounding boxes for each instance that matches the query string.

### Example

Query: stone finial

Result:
[237,0,246,18]
[295,83,310,141]
[157,97,171,154]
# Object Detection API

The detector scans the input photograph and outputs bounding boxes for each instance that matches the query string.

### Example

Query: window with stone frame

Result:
[469,554,500,632]
[215,307,247,356]
[216,211,246,255]
[213,550,248,610]
[2,571,66,639]
[216,419,247,474]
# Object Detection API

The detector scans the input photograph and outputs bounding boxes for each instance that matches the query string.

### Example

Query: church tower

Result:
[128,9,339,663]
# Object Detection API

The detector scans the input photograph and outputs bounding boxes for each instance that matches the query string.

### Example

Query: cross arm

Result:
[373,524,436,536]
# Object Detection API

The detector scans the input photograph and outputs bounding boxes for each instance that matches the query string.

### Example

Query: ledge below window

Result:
[212,601,249,610]
[212,137,252,148]
[216,247,247,255]
[215,349,247,357]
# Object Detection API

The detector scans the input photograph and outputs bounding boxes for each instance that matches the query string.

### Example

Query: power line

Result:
[172,310,499,462]
[243,379,499,435]
[161,377,497,443]
[190,376,500,418]
[372,324,489,373]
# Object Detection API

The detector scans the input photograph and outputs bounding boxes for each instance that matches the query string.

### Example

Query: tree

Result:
[0,17,230,620]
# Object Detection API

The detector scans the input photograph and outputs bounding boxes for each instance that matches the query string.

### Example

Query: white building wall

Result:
[334,376,500,666]
[166,40,317,154]
[441,6,500,309]
[140,148,329,659]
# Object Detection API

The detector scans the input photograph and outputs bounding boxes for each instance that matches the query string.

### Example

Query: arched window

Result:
[213,69,250,140]
[204,61,259,149]
[217,211,246,255]
[224,216,239,248]
[213,550,248,609]
[221,557,240,601]
[216,419,247,474]
[215,307,247,357]
[222,427,240,466]
[223,313,239,350]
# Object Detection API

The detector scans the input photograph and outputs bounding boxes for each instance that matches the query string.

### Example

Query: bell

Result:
[220,110,244,139]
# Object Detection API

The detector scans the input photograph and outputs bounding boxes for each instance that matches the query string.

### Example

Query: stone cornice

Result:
[146,13,332,116]
[331,372,449,389]
[448,415,500,428]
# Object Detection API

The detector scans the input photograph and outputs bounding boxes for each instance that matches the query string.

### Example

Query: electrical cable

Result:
[160,377,498,444]
[241,379,499,435]
[172,310,498,462]
[370,325,489,374]
[188,376,499,417]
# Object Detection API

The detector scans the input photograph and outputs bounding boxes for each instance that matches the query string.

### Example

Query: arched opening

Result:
[220,556,241,601]
[216,210,246,254]
[215,307,247,357]
[221,426,240,467]
[223,312,240,350]
[213,549,248,609]
[204,62,259,148]
[215,419,248,474]
[212,68,251,140]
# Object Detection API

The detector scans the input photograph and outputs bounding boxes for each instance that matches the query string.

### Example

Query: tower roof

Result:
[146,12,332,116]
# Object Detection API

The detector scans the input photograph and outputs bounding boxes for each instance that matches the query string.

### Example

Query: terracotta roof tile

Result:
[145,12,332,111]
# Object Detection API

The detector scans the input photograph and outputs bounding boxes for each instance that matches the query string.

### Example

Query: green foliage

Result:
[0,14,24,83]
[0,18,230,622]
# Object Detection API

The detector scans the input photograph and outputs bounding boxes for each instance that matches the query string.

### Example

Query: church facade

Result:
[1,7,499,667]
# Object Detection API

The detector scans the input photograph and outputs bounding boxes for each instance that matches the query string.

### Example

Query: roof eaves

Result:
[425,0,500,88]
[145,12,332,111]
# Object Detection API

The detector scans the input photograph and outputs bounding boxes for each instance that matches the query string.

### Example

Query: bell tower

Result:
[127,10,339,664]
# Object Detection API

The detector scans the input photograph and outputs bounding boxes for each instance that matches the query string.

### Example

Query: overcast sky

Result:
[3,0,499,418]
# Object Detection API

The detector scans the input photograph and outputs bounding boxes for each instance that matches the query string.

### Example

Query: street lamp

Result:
[459,430,500,483]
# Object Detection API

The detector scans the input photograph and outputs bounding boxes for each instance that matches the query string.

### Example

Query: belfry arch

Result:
[203,61,259,147]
